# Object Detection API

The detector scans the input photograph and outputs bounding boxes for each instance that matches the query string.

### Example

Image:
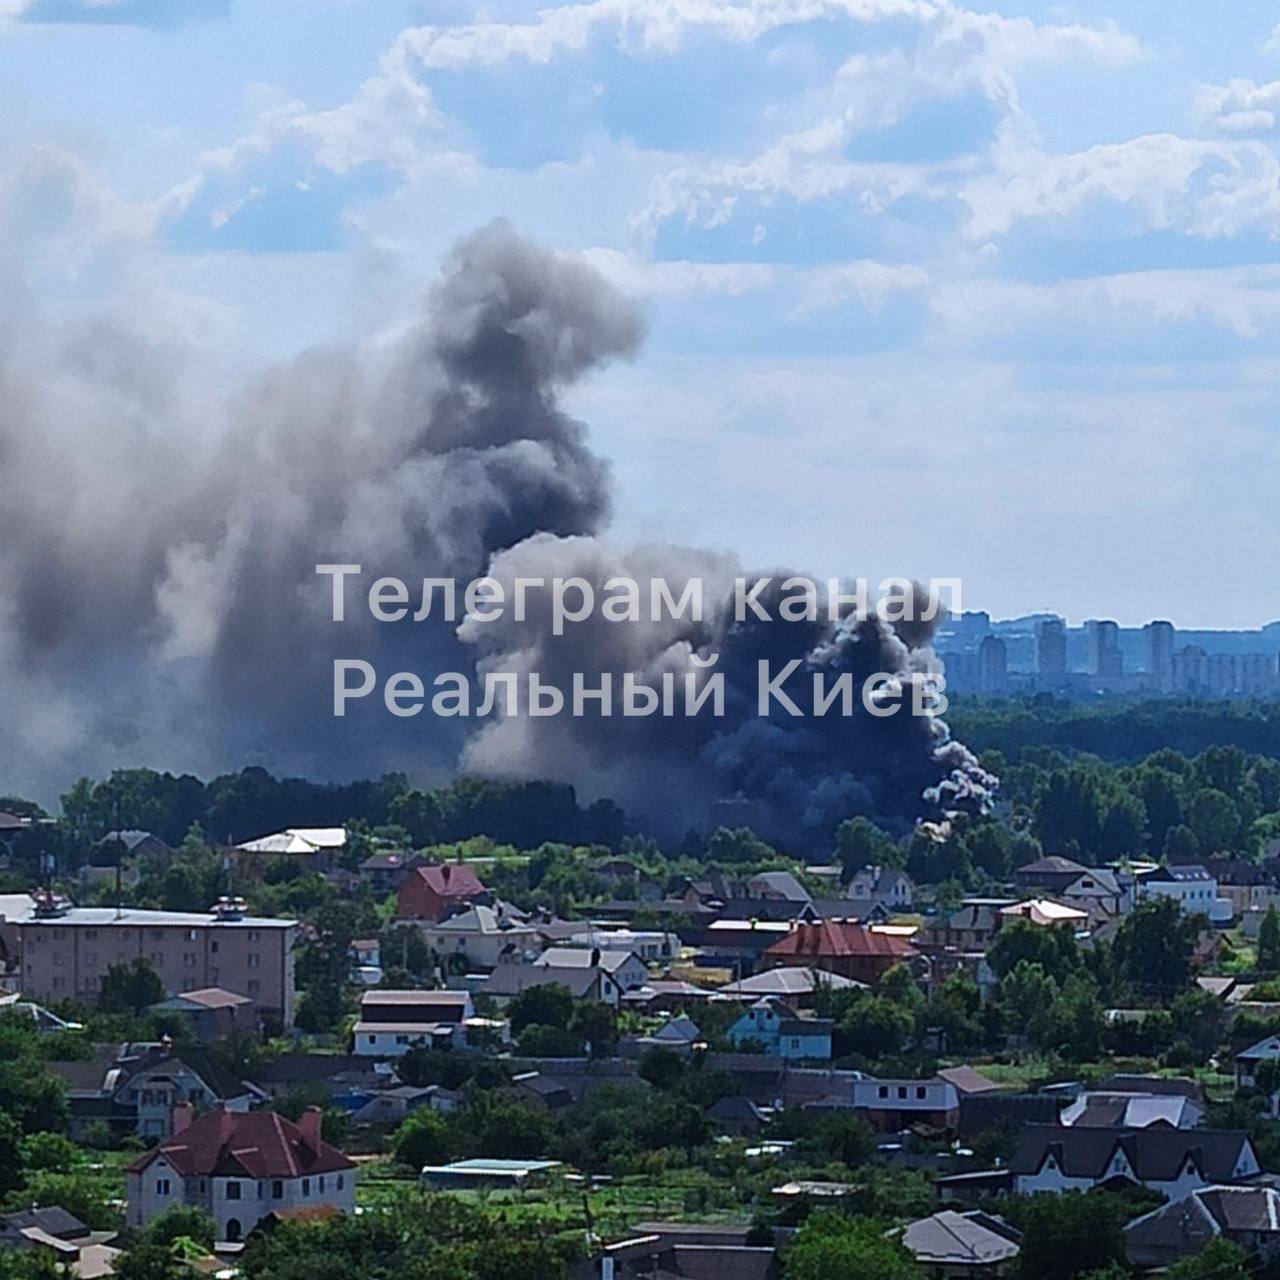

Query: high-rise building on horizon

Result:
[1035,617,1067,678]
[1086,619,1123,678]
[1144,620,1176,690]
[978,635,1008,694]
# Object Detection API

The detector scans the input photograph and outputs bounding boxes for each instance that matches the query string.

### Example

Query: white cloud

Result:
[394,0,1140,71]
[957,132,1280,241]
[930,266,1280,342]
[1194,78,1280,134]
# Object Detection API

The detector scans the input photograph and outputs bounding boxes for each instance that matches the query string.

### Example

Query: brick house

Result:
[396,864,490,923]
[763,919,915,984]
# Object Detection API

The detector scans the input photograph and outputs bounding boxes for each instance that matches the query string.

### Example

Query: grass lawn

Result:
[356,1160,753,1238]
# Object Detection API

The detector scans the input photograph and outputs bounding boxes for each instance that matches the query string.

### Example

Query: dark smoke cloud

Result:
[0,213,991,843]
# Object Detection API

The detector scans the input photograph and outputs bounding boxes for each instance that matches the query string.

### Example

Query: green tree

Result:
[1000,961,1059,1035]
[140,1205,217,1251]
[99,957,164,1014]
[0,1114,23,1196]
[569,1001,617,1058]
[1112,896,1202,996]
[1164,1237,1250,1280]
[508,983,574,1034]
[1259,905,1280,974]
[834,818,900,881]
[785,1213,914,1280]
[1005,1191,1128,1280]
[394,1108,450,1171]
[19,1131,81,1174]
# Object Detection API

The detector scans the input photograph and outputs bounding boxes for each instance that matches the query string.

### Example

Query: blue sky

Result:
[4,0,1280,627]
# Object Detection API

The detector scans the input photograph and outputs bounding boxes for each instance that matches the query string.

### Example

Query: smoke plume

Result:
[0,216,991,843]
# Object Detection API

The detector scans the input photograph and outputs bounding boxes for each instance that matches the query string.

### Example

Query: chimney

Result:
[299,1105,322,1149]
[590,947,601,968]
[441,864,451,885]
[171,1102,194,1136]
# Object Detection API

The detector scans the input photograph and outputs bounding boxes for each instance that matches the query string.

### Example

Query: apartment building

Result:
[17,896,297,1027]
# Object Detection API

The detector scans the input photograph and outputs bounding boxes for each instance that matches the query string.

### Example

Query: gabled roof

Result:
[535,947,642,975]
[1140,864,1213,883]
[238,828,346,854]
[1011,1125,1252,1183]
[484,964,612,1000]
[1016,855,1089,878]
[1061,1092,1199,1129]
[764,919,915,961]
[936,1066,1001,1096]
[1237,1035,1280,1063]
[902,1211,1021,1267]
[652,1016,700,1044]
[745,871,811,902]
[125,1108,355,1179]
[409,863,486,899]
[718,966,865,999]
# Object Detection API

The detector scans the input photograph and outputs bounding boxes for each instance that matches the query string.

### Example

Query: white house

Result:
[1010,1126,1260,1198]
[534,946,648,991]
[567,928,680,964]
[125,1105,356,1242]
[353,989,475,1057]
[1135,865,1230,923]
[423,905,539,970]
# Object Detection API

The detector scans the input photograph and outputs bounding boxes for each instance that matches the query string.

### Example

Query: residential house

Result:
[16,895,298,1027]
[567,927,680,964]
[707,1096,769,1137]
[1236,1035,1280,1111]
[0,1206,119,1279]
[236,828,347,871]
[357,851,422,895]
[249,1054,388,1105]
[1015,857,1127,920]
[726,997,832,1061]
[348,1084,460,1126]
[396,863,490,923]
[483,962,623,1009]
[850,1076,965,1131]
[1125,1184,1280,1271]
[716,965,865,1007]
[744,871,811,903]
[900,1210,1021,1279]
[847,866,914,913]
[763,919,916,983]
[349,938,382,985]
[352,989,475,1057]
[48,1041,263,1141]
[94,829,173,863]
[125,1104,356,1241]
[534,946,649,991]
[1060,1091,1204,1129]
[571,1223,775,1280]
[422,904,539,970]
[151,988,258,1040]
[1135,864,1227,922]
[999,899,1088,929]
[1205,859,1277,920]
[1010,1126,1261,1196]
[920,901,1014,953]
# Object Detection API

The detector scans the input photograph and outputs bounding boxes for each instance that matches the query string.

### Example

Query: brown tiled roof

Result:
[764,920,915,961]
[125,1109,355,1179]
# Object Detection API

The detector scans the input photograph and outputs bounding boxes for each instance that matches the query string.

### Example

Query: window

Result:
[225,1180,241,1200]
[336,1175,344,1191]
[897,1087,907,1099]
[302,1178,310,1196]
[272,1181,283,1200]
[878,1086,888,1099]
[248,980,260,996]
[156,1179,171,1195]
[916,1087,927,1099]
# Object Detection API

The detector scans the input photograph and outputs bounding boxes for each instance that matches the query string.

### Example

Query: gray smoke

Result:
[0,216,991,842]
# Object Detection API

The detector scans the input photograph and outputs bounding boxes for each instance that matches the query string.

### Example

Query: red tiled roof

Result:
[413,864,485,898]
[764,920,915,961]
[125,1109,355,1180]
